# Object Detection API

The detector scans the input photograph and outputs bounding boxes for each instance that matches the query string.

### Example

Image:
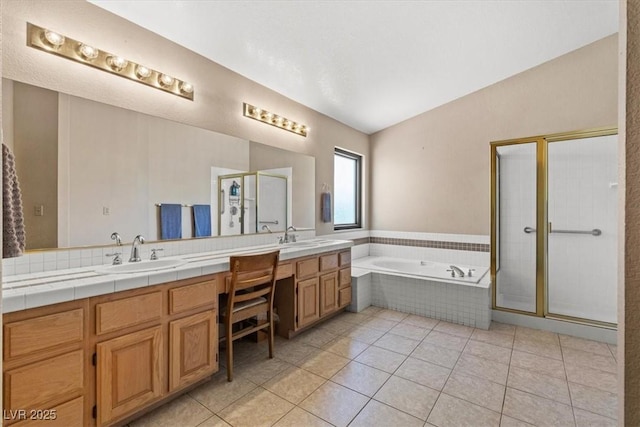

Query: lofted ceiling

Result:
[90,0,619,135]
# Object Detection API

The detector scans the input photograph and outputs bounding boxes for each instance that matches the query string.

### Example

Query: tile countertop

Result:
[2,239,353,314]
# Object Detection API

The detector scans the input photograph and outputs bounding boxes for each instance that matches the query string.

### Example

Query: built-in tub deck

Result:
[351,256,491,329]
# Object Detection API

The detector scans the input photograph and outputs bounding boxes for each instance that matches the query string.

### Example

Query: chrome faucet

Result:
[448,265,465,278]
[111,232,122,246]
[279,226,297,244]
[129,235,145,262]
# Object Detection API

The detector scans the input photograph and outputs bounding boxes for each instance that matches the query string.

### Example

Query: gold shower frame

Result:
[490,126,618,329]
[217,171,289,236]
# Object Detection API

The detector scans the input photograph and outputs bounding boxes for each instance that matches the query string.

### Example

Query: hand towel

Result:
[3,144,26,257]
[160,204,182,240]
[321,191,332,223]
[192,204,212,237]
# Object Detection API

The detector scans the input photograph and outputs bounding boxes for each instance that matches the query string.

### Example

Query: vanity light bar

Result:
[243,103,308,137]
[26,23,194,101]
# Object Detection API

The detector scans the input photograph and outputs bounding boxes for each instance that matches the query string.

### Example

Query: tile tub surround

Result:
[126,308,618,427]
[327,230,490,267]
[351,257,492,329]
[1,239,352,313]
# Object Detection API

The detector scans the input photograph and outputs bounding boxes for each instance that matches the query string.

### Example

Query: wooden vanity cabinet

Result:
[91,277,218,426]
[2,248,350,425]
[2,300,88,426]
[338,251,352,308]
[275,249,352,337]
[2,275,219,427]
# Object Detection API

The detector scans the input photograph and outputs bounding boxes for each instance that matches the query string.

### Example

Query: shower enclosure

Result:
[218,172,288,236]
[491,127,618,327]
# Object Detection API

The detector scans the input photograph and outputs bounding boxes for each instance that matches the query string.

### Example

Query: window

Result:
[334,148,362,229]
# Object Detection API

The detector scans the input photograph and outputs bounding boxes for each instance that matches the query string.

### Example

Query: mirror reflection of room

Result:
[2,79,314,251]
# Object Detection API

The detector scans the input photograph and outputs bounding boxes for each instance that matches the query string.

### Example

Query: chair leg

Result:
[226,320,233,382]
[268,312,274,359]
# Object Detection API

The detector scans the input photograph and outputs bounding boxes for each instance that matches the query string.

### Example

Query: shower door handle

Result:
[523,226,536,234]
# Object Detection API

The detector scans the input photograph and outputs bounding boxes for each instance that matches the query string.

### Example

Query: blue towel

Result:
[321,192,331,223]
[160,204,182,240]
[192,204,212,237]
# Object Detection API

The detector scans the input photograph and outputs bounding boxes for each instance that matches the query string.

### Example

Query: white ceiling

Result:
[90,0,619,135]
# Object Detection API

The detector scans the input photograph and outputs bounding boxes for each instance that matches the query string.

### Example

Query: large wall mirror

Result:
[2,79,316,252]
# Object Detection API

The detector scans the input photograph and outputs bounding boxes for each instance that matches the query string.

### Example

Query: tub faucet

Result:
[129,235,145,262]
[448,265,465,278]
[262,225,272,233]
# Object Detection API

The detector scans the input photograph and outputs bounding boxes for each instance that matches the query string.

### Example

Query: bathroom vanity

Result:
[2,240,352,426]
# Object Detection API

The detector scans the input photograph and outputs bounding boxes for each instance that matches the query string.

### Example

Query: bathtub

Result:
[351,256,491,329]
[355,257,489,285]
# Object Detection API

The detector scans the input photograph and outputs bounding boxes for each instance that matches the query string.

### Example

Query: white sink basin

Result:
[95,259,187,275]
[283,241,321,248]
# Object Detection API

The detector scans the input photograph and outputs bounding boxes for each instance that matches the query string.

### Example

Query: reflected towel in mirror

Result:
[3,143,25,257]
[321,191,331,223]
[192,204,212,237]
[160,203,182,240]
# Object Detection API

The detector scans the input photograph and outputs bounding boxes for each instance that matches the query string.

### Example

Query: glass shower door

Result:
[494,142,538,313]
[547,135,618,324]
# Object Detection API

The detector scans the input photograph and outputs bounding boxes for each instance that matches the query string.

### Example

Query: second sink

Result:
[95,259,186,275]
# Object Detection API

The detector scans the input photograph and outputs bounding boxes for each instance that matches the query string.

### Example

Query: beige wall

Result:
[1,0,370,236]
[370,35,618,235]
[12,81,58,249]
[620,0,640,423]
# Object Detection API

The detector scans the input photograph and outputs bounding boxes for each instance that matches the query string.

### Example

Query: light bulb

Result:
[43,30,65,47]
[107,56,128,71]
[78,43,99,60]
[158,74,175,87]
[179,81,193,94]
[135,65,152,79]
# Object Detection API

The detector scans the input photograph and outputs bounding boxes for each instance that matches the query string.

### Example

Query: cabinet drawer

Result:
[96,292,162,335]
[12,397,84,427]
[5,350,83,411]
[339,287,352,307]
[276,262,293,280]
[339,268,352,288]
[4,308,83,361]
[169,280,217,315]
[297,258,319,279]
[320,254,339,271]
[339,251,351,267]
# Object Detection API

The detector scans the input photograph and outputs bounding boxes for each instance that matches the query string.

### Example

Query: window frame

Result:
[333,147,363,230]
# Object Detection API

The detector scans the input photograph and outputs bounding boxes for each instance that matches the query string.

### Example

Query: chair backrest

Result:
[227,250,280,308]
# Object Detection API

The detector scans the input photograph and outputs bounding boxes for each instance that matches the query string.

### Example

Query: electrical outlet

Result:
[34,205,44,216]
[103,206,110,216]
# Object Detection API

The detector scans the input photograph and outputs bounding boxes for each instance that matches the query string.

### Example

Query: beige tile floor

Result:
[128,307,618,427]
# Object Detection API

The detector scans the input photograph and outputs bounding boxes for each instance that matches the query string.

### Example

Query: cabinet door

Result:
[319,272,338,316]
[169,311,218,392]
[297,278,319,328]
[96,326,163,426]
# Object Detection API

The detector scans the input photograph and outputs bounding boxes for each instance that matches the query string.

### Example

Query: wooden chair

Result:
[220,250,280,381]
